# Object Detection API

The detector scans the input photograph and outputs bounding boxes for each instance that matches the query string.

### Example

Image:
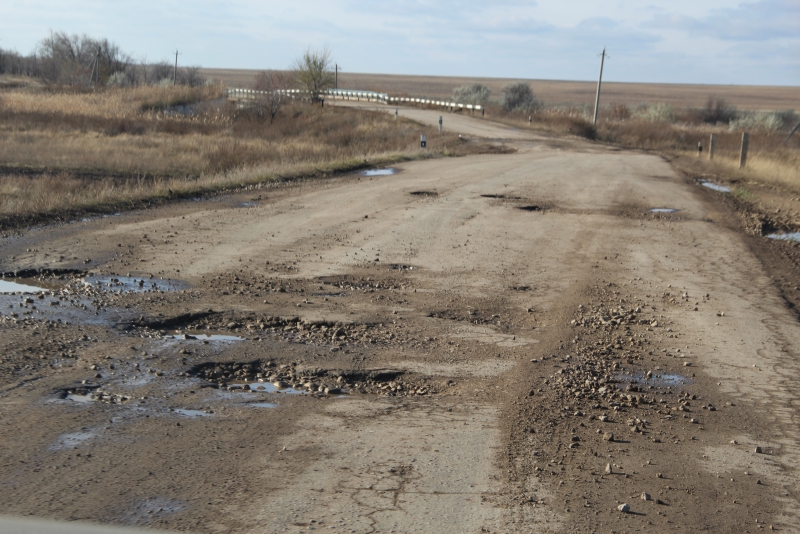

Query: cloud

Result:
[646,0,799,41]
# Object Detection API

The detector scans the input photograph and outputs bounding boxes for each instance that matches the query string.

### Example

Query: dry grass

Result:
[0,85,492,227]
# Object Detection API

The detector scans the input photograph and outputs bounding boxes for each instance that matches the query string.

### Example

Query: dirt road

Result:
[2,107,799,533]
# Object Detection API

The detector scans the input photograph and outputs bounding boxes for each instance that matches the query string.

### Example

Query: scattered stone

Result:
[641,492,651,501]
[617,503,630,513]
[755,446,763,454]
[605,463,613,474]
[603,432,614,442]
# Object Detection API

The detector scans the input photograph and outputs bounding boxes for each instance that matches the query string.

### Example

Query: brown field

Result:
[201,68,800,111]
[0,84,488,226]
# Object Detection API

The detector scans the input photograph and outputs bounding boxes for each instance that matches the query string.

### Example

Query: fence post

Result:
[708,134,716,160]
[739,132,749,169]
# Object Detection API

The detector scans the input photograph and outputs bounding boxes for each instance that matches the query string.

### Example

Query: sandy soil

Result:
[2,107,800,533]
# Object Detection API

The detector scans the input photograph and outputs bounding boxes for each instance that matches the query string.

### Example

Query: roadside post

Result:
[697,142,703,157]
[739,132,749,169]
[395,108,398,122]
[708,134,716,160]
[439,116,443,134]
[420,135,427,149]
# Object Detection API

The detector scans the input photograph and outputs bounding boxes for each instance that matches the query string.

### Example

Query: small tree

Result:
[253,70,292,122]
[293,47,335,102]
[501,82,540,112]
[452,84,491,105]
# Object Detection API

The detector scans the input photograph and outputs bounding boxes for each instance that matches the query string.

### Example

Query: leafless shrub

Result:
[249,70,293,122]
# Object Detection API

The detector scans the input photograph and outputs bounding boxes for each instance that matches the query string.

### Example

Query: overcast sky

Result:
[2,0,798,85]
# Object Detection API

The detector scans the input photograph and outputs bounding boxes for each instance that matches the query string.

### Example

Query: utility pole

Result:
[335,63,339,89]
[173,50,180,86]
[592,47,607,126]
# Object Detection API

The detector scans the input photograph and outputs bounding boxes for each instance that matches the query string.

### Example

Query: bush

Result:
[452,84,491,105]
[634,103,676,123]
[729,110,799,132]
[696,96,738,125]
[501,82,540,113]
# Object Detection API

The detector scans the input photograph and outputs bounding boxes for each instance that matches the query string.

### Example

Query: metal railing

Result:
[225,88,483,112]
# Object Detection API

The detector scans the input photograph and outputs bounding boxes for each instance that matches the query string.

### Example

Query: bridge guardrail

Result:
[225,88,483,112]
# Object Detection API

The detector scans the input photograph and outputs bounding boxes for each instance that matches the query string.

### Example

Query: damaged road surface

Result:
[2,111,800,533]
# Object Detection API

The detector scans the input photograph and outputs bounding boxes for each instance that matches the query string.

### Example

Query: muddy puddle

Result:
[650,208,679,213]
[700,181,731,193]
[122,497,188,525]
[0,278,61,293]
[617,372,691,388]
[766,232,800,242]
[82,275,184,294]
[361,168,397,176]
[165,331,245,343]
[239,382,308,394]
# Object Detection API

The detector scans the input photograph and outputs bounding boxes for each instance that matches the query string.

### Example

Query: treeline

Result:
[0,31,207,87]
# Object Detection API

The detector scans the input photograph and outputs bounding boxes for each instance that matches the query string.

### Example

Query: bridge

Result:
[225,87,484,113]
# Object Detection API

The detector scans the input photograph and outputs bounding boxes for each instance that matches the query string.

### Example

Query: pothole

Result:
[650,208,679,213]
[167,332,246,343]
[361,168,397,176]
[82,275,184,294]
[122,498,188,525]
[389,264,416,271]
[481,194,523,200]
[171,408,213,417]
[188,361,436,397]
[700,181,731,193]
[518,205,543,212]
[0,278,61,293]
[766,232,800,242]
[617,372,691,388]
[409,191,438,197]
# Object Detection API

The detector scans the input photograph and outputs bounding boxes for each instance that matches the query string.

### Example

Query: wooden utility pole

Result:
[335,63,339,89]
[592,48,606,126]
[739,132,749,169]
[173,50,179,86]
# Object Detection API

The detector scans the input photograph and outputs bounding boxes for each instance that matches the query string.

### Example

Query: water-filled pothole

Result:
[518,205,542,212]
[312,292,349,298]
[766,232,800,242]
[409,191,438,197]
[172,408,212,417]
[243,382,307,394]
[248,402,279,408]
[650,208,678,213]
[700,181,730,193]
[0,278,60,293]
[361,168,397,176]
[167,332,245,343]
[617,372,691,387]
[83,275,184,293]
[122,497,188,525]
[389,264,416,271]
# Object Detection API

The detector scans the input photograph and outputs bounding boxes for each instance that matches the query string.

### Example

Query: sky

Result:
[1,0,799,85]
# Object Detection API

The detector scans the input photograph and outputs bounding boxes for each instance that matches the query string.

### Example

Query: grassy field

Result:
[201,68,800,111]
[0,82,493,228]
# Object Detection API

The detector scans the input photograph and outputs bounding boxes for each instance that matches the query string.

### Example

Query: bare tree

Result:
[182,66,205,87]
[292,47,334,102]
[36,31,131,86]
[252,70,292,122]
